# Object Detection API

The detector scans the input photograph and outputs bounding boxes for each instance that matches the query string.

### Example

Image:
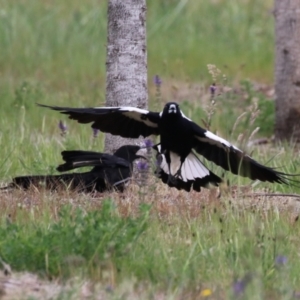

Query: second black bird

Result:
[2,145,144,192]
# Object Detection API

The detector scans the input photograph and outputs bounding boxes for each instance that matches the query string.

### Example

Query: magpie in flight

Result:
[2,145,144,192]
[38,102,297,191]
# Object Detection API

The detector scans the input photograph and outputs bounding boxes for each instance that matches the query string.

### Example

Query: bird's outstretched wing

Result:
[57,150,130,172]
[191,122,292,184]
[37,104,161,138]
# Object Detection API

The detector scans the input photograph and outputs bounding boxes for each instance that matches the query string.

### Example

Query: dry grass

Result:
[1,173,300,225]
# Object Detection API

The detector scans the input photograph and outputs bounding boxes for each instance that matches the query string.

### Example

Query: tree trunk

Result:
[105,0,148,153]
[274,0,300,141]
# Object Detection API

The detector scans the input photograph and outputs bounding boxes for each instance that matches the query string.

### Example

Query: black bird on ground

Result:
[38,102,297,192]
[2,145,144,192]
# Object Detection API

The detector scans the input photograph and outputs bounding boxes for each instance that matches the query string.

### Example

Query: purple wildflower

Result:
[210,83,216,96]
[105,285,114,294]
[153,75,162,87]
[58,120,67,135]
[232,274,252,297]
[144,139,154,148]
[137,160,149,171]
[232,280,246,296]
[92,128,99,138]
[275,255,288,266]
[293,291,300,298]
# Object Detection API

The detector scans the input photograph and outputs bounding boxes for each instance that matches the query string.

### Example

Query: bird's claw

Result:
[174,169,183,180]
[167,175,178,185]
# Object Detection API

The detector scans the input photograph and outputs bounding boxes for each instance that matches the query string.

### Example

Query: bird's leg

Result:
[167,173,178,185]
[174,169,182,179]
[165,151,177,184]
[167,164,175,184]
[174,161,184,179]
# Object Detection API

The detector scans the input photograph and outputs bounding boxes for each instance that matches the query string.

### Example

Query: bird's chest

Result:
[159,117,193,152]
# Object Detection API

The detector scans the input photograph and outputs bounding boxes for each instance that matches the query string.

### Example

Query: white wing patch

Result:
[94,106,120,109]
[196,130,241,151]
[123,111,158,128]
[94,106,149,114]
[119,106,150,114]
[180,111,192,121]
[93,106,150,115]
[157,149,210,182]
[94,106,158,128]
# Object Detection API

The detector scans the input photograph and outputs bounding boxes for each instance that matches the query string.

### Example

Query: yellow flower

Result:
[200,289,212,297]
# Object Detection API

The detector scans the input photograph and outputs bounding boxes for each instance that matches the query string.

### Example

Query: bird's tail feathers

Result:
[155,146,222,192]
[1,174,97,192]
[161,151,220,182]
[58,151,110,172]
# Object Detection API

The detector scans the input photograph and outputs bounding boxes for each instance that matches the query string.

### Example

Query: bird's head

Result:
[162,102,180,117]
[114,145,146,163]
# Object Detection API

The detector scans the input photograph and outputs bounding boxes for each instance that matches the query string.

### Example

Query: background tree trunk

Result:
[274,0,300,141]
[105,0,148,153]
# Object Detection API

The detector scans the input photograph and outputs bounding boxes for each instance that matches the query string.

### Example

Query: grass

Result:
[0,201,149,278]
[0,0,274,91]
[1,185,300,299]
[1,0,300,299]
[148,0,274,82]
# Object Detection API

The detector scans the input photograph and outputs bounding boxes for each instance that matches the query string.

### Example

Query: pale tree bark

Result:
[274,0,300,141]
[105,0,148,153]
